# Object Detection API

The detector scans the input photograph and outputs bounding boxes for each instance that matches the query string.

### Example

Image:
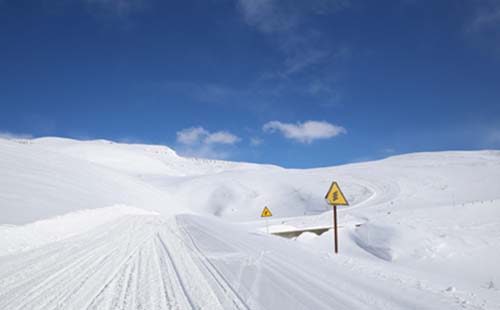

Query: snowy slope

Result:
[0,138,173,224]
[32,137,274,177]
[8,137,498,223]
[1,137,500,309]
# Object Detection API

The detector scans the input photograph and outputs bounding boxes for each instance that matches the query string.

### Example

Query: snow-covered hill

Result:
[2,137,499,223]
[1,137,499,309]
[0,138,171,224]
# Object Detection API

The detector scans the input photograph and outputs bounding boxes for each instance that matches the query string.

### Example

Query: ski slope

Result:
[1,137,500,309]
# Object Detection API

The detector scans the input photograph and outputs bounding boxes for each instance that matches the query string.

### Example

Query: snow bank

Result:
[0,205,157,256]
[350,221,436,261]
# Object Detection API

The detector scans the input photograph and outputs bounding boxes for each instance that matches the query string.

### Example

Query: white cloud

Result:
[204,131,240,145]
[175,127,240,160]
[176,127,209,145]
[263,120,346,143]
[176,127,240,145]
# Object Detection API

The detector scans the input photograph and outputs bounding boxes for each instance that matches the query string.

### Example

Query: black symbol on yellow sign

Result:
[261,206,273,217]
[325,182,349,206]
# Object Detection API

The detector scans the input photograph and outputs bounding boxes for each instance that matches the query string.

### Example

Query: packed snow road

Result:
[0,214,466,310]
[0,215,240,310]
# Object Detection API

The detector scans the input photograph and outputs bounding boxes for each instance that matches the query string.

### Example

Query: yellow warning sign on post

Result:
[325,182,349,206]
[261,206,273,217]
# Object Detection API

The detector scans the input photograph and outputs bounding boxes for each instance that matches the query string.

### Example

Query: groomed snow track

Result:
[0,214,466,310]
[0,215,250,310]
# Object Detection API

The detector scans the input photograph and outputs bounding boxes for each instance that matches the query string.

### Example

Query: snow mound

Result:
[349,222,433,261]
[296,231,319,242]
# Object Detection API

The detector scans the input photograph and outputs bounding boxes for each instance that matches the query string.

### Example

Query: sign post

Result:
[333,205,338,254]
[325,182,349,254]
[261,206,273,234]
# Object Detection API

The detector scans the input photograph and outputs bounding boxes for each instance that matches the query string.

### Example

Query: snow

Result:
[0,138,173,224]
[0,205,157,256]
[32,137,272,177]
[1,136,500,309]
[292,200,500,309]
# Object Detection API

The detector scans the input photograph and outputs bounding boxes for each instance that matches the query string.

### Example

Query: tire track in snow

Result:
[0,217,127,291]
[0,216,157,310]
[74,216,242,310]
[0,218,139,309]
[155,234,197,310]
[0,213,461,310]
[176,218,250,310]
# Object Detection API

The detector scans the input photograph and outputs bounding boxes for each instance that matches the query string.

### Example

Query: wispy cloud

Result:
[467,1,500,32]
[263,120,346,143]
[236,0,351,76]
[162,81,279,114]
[236,0,350,34]
[236,0,301,34]
[305,77,343,107]
[152,2,352,113]
[487,129,500,145]
[284,47,330,75]
[233,0,352,113]
[162,74,342,114]
[465,0,500,53]
[175,126,240,159]
[83,0,149,17]
[250,137,263,146]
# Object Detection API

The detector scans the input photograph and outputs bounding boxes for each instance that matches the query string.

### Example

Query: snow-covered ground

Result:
[1,137,499,309]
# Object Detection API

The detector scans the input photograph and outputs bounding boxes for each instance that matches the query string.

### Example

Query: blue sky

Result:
[1,0,499,168]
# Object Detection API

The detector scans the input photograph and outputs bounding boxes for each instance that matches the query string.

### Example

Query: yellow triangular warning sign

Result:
[325,182,349,206]
[261,206,273,217]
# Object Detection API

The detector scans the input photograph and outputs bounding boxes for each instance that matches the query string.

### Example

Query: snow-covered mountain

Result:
[1,137,499,309]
